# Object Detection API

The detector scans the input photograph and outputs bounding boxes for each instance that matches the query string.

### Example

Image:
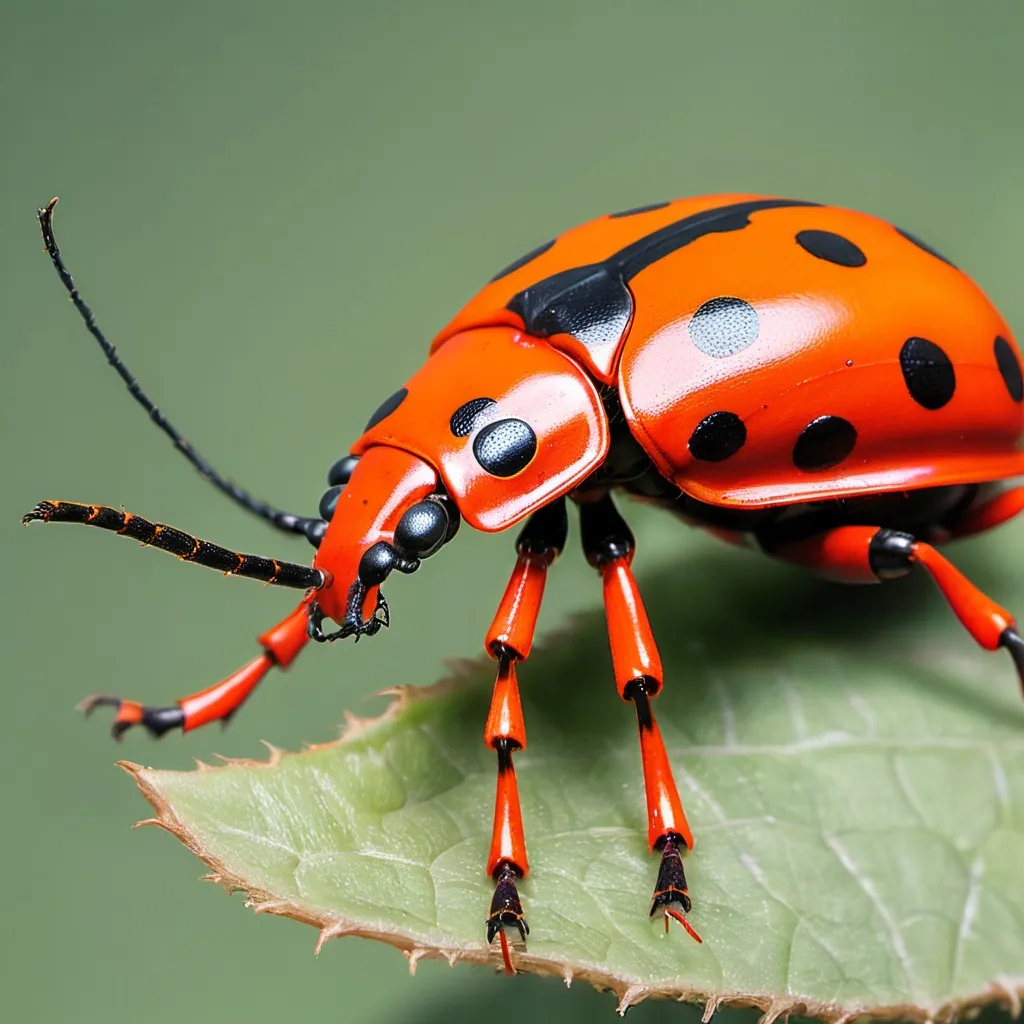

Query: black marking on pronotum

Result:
[365,388,408,430]
[473,418,538,477]
[899,337,956,410]
[449,397,497,437]
[792,415,858,472]
[609,201,671,219]
[895,226,957,268]
[688,297,759,359]
[506,197,820,352]
[795,229,866,267]
[995,336,1024,403]
[687,411,747,462]
[489,239,556,283]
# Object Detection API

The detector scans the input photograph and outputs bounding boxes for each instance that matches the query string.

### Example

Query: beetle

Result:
[25,194,1024,973]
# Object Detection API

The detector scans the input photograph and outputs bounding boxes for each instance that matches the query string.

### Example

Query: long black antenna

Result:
[37,197,322,541]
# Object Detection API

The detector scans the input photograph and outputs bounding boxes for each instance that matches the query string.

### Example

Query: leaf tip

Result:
[259,740,285,766]
[314,920,351,956]
[404,948,428,976]
[759,1000,795,1024]
[702,997,721,1022]
[617,985,648,1016]
[200,873,237,896]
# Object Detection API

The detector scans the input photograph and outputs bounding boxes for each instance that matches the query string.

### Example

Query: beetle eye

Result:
[327,455,360,487]
[319,485,344,521]
[394,500,449,557]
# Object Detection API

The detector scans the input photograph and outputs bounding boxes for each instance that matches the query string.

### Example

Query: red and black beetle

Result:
[25,194,1024,972]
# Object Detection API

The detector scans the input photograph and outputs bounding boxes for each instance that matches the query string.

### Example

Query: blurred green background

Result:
[3,1,1024,1021]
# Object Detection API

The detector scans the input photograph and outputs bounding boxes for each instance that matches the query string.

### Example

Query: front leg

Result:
[481,499,568,973]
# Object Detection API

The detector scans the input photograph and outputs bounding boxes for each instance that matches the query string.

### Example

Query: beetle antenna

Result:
[37,197,319,540]
[22,500,326,591]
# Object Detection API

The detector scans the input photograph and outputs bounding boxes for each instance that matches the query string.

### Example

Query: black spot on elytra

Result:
[795,229,866,267]
[895,227,956,268]
[688,297,759,358]
[489,239,556,283]
[365,388,408,430]
[610,201,671,219]
[995,336,1024,402]
[473,418,537,477]
[793,416,857,472]
[449,397,497,437]
[688,411,747,462]
[899,337,956,410]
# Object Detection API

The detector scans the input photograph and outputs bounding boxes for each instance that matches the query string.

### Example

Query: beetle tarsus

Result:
[649,832,701,943]
[79,694,184,740]
[486,861,528,973]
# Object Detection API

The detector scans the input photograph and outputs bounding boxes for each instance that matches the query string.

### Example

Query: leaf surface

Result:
[125,547,1024,1018]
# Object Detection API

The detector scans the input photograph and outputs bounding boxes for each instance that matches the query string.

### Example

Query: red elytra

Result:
[26,195,1024,972]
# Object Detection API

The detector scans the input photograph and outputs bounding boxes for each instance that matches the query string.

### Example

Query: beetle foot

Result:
[486,862,529,974]
[79,694,184,740]
[650,833,702,942]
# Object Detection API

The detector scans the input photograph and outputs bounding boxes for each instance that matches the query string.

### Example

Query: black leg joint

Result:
[868,528,916,580]
[624,678,655,729]
[579,493,634,568]
[999,626,1024,683]
[516,497,568,558]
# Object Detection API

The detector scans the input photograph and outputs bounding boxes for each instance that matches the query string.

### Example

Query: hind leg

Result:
[947,485,1024,540]
[772,525,1024,693]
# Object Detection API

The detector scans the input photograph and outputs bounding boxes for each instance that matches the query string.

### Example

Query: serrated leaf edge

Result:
[119,667,1024,1021]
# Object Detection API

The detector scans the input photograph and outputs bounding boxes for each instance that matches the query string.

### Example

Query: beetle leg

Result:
[947,485,1024,540]
[481,500,567,972]
[579,494,700,941]
[80,598,313,739]
[770,525,1024,695]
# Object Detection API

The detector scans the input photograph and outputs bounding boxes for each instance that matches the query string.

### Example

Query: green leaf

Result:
[124,544,1024,1019]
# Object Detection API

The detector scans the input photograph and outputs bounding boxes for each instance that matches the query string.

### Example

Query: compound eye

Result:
[319,485,344,521]
[327,455,360,487]
[394,500,449,557]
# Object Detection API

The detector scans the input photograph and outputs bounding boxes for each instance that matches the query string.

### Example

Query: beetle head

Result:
[311,326,608,638]
[311,445,455,637]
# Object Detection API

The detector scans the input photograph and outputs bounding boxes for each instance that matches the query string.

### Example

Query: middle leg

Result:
[481,499,567,972]
[578,494,701,942]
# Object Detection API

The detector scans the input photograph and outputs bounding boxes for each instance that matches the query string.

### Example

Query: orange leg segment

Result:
[481,499,567,972]
[949,485,1024,540]
[580,494,699,941]
[81,597,313,739]
[772,525,1024,695]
